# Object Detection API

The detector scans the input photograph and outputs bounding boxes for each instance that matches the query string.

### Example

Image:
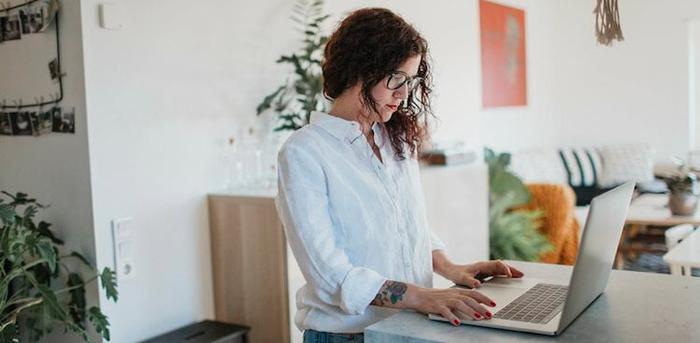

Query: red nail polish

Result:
[486,311,492,318]
[453,319,460,326]
[474,313,482,319]
[490,301,496,306]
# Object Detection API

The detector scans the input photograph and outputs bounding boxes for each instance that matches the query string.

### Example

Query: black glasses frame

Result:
[386,71,423,92]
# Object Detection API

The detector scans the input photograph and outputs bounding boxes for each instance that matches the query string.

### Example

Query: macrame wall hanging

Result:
[594,0,624,46]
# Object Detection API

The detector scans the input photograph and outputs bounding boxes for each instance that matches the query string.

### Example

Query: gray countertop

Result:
[365,261,700,343]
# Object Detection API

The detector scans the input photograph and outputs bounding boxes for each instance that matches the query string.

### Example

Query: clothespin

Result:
[35,96,44,112]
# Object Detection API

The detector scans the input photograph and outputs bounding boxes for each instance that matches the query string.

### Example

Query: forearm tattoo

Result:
[371,280,408,306]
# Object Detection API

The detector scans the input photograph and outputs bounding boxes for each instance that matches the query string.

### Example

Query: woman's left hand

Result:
[442,260,524,288]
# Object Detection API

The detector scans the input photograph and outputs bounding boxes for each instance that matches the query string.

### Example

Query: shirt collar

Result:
[310,111,384,144]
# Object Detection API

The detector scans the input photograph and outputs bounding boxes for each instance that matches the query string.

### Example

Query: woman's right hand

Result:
[405,284,497,326]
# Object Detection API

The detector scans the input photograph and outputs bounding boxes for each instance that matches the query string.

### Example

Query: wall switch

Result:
[111,217,135,280]
[99,3,124,30]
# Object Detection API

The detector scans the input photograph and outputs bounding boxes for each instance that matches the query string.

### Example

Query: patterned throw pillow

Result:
[558,147,603,187]
[596,144,654,188]
[558,147,607,206]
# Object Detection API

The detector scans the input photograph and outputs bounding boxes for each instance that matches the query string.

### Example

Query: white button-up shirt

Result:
[275,111,446,333]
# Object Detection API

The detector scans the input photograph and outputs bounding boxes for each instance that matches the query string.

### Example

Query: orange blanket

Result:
[522,184,580,265]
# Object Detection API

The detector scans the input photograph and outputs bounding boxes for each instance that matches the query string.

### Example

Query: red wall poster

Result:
[479,0,527,107]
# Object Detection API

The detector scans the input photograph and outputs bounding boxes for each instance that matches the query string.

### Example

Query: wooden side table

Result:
[617,194,700,269]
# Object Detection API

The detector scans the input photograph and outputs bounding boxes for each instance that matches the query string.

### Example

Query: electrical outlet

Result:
[111,217,135,281]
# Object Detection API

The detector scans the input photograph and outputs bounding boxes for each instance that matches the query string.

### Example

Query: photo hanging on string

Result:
[51,106,62,132]
[2,14,22,41]
[0,113,12,135]
[20,7,44,35]
[29,112,40,136]
[38,107,53,135]
[10,112,33,136]
[51,106,75,134]
[60,107,75,133]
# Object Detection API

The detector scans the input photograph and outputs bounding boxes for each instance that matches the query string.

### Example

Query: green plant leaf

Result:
[23,205,38,221]
[100,268,118,302]
[256,85,285,115]
[67,273,86,325]
[0,203,15,225]
[37,221,63,245]
[37,284,67,321]
[487,148,551,261]
[258,0,328,131]
[88,306,110,341]
[36,240,57,274]
[68,252,92,268]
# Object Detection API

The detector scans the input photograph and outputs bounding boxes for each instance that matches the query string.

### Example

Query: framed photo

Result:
[479,0,527,108]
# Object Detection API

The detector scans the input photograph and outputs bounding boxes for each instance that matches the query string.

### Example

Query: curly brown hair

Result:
[322,8,434,160]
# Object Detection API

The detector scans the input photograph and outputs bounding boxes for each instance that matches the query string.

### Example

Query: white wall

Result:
[0,1,100,342]
[326,0,484,148]
[480,0,700,164]
[80,0,301,341]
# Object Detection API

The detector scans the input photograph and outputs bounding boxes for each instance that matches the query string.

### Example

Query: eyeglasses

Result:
[386,71,423,92]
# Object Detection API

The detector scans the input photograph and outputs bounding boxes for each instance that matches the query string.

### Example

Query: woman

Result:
[275,7,523,342]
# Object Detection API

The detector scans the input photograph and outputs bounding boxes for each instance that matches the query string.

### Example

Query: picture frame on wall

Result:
[479,0,527,108]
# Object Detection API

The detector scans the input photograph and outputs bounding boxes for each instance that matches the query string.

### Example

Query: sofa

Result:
[508,143,663,227]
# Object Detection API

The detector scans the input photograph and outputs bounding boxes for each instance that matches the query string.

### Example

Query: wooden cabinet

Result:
[208,194,292,343]
[208,162,488,343]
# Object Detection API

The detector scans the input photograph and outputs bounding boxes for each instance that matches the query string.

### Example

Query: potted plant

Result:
[0,191,118,342]
[663,163,699,216]
[485,148,552,261]
[256,0,330,131]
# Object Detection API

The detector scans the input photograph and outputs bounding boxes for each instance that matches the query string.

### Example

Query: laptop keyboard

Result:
[493,283,568,324]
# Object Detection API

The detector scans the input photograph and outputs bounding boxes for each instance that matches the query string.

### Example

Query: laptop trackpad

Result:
[455,277,550,313]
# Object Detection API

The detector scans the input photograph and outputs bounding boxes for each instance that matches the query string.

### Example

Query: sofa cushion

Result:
[509,148,568,184]
[597,144,654,188]
[558,147,603,187]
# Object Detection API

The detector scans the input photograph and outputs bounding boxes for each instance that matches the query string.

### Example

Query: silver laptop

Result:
[429,181,635,335]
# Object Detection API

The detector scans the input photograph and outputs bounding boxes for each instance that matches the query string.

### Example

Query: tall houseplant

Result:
[485,148,552,261]
[256,0,330,131]
[0,191,118,342]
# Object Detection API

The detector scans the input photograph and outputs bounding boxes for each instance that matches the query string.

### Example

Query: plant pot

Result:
[668,192,699,216]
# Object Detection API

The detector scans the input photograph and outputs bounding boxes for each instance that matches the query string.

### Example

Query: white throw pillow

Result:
[597,144,654,188]
[509,148,568,184]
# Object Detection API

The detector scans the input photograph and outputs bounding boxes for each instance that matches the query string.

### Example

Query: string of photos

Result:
[0,0,74,136]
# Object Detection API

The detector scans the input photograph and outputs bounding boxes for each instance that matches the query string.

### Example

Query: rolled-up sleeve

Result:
[430,231,447,252]
[275,143,387,315]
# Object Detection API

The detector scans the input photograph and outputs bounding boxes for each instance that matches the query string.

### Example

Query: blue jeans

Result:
[303,329,364,343]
